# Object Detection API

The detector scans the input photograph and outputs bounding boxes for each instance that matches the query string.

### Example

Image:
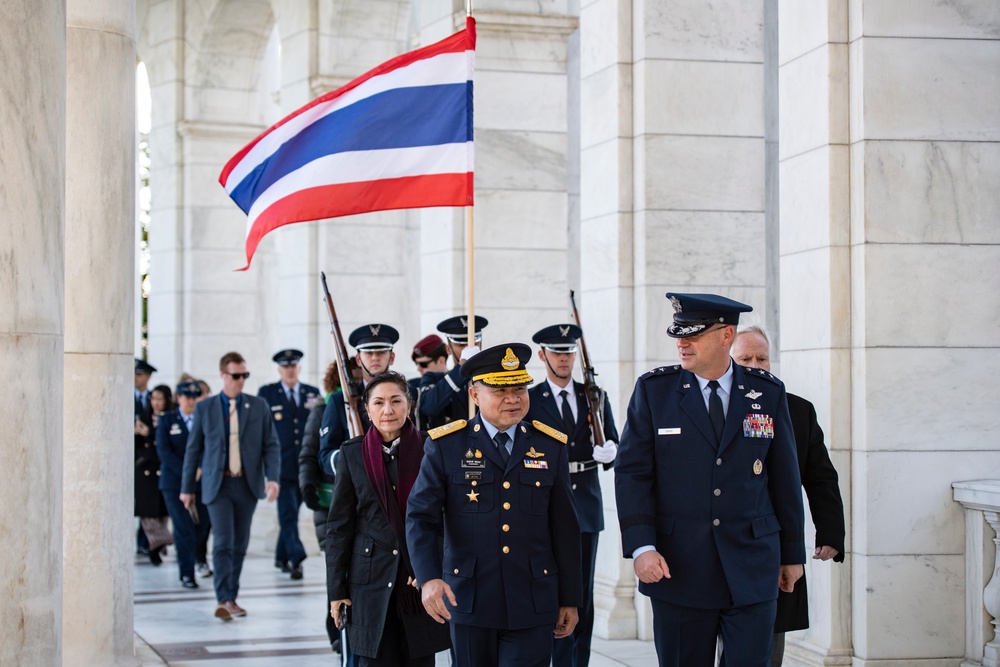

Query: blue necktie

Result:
[494,431,510,465]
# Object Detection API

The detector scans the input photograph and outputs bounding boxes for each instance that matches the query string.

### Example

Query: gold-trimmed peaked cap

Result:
[665,293,753,338]
[460,342,533,387]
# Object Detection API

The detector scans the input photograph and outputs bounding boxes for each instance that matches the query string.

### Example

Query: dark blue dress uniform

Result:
[614,293,805,666]
[155,392,211,587]
[416,315,488,429]
[406,343,582,667]
[259,349,320,573]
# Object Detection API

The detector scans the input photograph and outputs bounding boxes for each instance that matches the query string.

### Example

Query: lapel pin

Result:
[473,423,481,432]
[752,403,761,410]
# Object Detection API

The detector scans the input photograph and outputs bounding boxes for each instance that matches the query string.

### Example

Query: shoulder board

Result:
[532,420,568,445]
[640,365,682,379]
[428,419,468,440]
[741,365,784,386]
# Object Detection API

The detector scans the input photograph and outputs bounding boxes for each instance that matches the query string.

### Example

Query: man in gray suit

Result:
[181,351,280,621]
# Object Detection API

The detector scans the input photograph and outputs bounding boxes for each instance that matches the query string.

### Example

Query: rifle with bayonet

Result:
[569,290,606,447]
[321,272,365,438]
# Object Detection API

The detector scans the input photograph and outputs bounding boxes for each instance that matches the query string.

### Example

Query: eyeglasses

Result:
[415,359,434,369]
[227,372,251,380]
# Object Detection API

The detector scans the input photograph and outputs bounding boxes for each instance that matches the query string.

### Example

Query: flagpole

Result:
[466,0,475,418]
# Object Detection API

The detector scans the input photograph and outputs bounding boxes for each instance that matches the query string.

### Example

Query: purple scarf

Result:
[361,419,424,540]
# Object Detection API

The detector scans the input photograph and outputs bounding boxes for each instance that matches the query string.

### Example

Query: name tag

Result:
[658,427,682,436]
[271,405,283,411]
[169,424,182,435]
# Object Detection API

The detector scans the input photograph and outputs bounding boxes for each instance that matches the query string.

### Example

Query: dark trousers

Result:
[205,476,258,602]
[358,591,434,667]
[552,531,599,667]
[163,491,199,579]
[651,598,776,667]
[451,623,553,667]
[196,507,212,564]
[275,481,307,566]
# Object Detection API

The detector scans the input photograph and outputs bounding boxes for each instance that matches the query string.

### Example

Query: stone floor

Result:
[132,507,658,666]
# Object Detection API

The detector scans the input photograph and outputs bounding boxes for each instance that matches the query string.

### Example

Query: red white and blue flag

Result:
[220,17,476,270]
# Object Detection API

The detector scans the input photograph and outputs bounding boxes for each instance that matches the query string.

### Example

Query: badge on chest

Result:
[461,448,485,468]
[743,413,774,439]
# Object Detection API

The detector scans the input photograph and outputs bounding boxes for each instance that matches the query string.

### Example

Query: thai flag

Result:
[220,17,476,270]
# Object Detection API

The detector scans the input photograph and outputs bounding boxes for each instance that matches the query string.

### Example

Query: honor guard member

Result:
[258,349,320,579]
[406,343,583,667]
[614,294,805,667]
[525,324,619,667]
[318,324,399,476]
[417,315,488,429]
[409,334,448,426]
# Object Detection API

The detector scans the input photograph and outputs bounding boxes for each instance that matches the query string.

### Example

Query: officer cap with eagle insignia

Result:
[665,293,753,338]
[134,358,157,375]
[437,315,488,344]
[348,323,400,351]
[272,348,304,366]
[460,342,533,387]
[532,323,583,353]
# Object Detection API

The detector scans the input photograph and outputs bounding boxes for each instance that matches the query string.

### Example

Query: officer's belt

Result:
[568,460,599,474]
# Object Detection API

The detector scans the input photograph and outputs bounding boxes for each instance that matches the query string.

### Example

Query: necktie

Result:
[229,399,242,475]
[287,387,297,407]
[559,389,575,432]
[708,380,725,443]
[494,431,510,465]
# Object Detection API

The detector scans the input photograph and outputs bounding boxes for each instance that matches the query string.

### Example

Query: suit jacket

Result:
[181,393,280,504]
[318,390,370,477]
[615,363,805,609]
[406,414,583,630]
[155,408,195,493]
[525,380,619,534]
[326,435,451,658]
[774,392,846,633]
[258,381,320,482]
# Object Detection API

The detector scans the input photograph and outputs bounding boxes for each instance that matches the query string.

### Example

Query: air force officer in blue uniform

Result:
[407,343,582,667]
[615,294,805,666]
[258,348,320,579]
[525,324,618,667]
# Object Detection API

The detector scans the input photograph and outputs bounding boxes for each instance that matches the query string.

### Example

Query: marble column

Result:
[63,2,138,665]
[776,0,852,664]
[0,3,66,665]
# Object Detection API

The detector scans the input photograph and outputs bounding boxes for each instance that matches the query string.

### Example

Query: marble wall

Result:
[0,3,66,664]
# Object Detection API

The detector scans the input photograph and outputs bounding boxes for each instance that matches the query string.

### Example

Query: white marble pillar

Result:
[0,3,66,665]
[776,0,852,664]
[63,2,138,665]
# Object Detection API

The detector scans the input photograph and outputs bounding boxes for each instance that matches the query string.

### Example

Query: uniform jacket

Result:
[135,400,166,517]
[155,408,198,493]
[318,389,370,477]
[299,398,334,548]
[326,434,451,658]
[406,414,583,630]
[258,381,320,482]
[181,393,280,504]
[525,380,619,534]
[774,392,845,633]
[416,365,472,429]
[615,363,805,609]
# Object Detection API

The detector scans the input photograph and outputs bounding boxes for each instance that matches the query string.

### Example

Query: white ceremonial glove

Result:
[591,440,618,464]
[459,345,480,363]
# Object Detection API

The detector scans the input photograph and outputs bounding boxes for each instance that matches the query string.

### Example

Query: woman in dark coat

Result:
[135,384,172,565]
[326,371,451,666]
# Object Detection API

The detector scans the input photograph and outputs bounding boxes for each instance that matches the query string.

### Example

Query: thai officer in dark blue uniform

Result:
[525,324,619,667]
[615,293,805,667]
[259,349,320,579]
[407,343,583,667]
[417,315,488,429]
[156,381,211,589]
[318,324,399,477]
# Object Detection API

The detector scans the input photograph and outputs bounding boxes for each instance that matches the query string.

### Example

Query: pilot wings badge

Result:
[745,389,763,400]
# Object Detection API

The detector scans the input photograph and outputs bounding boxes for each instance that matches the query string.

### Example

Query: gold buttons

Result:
[535,481,540,487]
[502,546,510,554]
[502,524,510,532]
[544,569,548,575]
[503,502,511,510]
[503,481,511,489]
[471,480,477,487]
[454,568,459,574]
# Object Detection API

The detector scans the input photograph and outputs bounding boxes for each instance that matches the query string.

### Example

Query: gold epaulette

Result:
[532,420,568,444]
[428,419,468,440]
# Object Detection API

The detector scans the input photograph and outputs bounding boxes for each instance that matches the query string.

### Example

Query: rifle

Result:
[321,272,365,438]
[569,290,606,447]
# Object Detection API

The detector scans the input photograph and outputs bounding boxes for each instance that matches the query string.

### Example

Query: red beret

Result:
[411,334,445,360]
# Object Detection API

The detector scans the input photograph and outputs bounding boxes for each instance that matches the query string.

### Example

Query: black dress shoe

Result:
[149,549,162,566]
[180,576,199,589]
[290,563,303,580]
[275,559,291,573]
[330,638,341,653]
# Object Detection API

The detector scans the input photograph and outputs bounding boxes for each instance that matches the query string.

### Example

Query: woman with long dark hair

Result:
[326,371,450,666]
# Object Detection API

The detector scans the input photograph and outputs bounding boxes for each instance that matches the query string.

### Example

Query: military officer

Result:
[615,293,805,667]
[416,315,488,428]
[318,324,399,477]
[258,349,320,579]
[525,324,619,667]
[409,333,448,426]
[406,343,582,667]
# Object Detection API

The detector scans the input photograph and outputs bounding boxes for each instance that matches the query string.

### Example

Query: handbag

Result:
[140,516,174,551]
